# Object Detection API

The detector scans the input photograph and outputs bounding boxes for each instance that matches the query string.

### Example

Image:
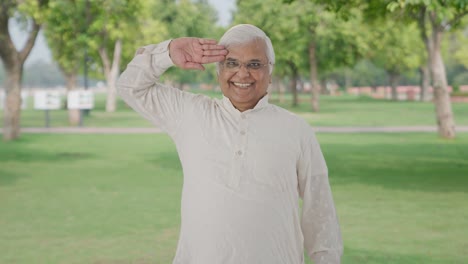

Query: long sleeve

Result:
[116,40,193,136]
[297,129,343,264]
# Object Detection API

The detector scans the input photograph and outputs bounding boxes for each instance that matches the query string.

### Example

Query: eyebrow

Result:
[226,58,263,62]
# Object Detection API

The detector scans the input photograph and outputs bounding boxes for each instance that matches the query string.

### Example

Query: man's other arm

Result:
[297,130,343,264]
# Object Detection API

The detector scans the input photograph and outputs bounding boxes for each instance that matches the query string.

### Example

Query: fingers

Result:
[201,44,226,50]
[202,48,228,56]
[198,38,218,45]
[200,55,226,64]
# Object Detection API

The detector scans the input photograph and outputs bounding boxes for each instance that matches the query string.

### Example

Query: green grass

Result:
[11,91,468,128]
[1,133,467,263]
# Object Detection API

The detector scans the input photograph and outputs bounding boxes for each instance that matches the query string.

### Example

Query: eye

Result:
[225,61,239,68]
[247,62,262,69]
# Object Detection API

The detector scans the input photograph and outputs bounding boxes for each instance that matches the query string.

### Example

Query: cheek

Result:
[219,72,232,83]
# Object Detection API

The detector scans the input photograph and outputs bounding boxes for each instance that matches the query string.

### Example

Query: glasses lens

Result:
[247,62,262,70]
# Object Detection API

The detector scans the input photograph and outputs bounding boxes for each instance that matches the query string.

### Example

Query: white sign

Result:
[34,91,62,110]
[0,90,29,109]
[21,91,28,109]
[67,90,94,109]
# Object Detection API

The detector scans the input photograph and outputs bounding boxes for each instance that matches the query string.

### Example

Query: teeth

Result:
[233,82,252,88]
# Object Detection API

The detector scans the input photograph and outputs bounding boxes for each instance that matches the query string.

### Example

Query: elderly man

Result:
[117,24,342,264]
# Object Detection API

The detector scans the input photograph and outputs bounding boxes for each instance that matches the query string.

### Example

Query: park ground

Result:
[1,93,468,263]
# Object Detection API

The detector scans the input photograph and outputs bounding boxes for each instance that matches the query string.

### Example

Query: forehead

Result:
[226,39,268,61]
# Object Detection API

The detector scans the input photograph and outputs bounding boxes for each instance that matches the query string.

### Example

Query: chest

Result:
[176,107,301,195]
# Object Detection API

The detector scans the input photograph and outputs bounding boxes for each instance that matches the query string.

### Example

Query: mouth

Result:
[231,82,254,89]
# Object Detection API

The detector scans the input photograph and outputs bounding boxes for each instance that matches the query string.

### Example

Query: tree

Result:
[386,0,468,138]
[367,19,422,100]
[85,0,142,112]
[44,0,87,125]
[0,0,49,141]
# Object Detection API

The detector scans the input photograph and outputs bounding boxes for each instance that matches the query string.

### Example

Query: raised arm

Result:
[116,38,227,135]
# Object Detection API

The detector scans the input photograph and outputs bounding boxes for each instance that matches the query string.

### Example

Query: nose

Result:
[235,64,250,78]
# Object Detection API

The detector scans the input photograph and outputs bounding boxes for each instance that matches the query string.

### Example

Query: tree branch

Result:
[18,19,41,63]
[443,9,468,31]
[0,1,17,68]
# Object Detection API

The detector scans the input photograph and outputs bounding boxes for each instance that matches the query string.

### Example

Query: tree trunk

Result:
[419,64,431,101]
[278,78,286,104]
[418,8,456,138]
[0,13,41,141]
[99,39,122,113]
[429,28,456,138]
[3,65,22,140]
[289,76,298,107]
[344,68,352,91]
[309,42,320,112]
[64,72,80,126]
[389,72,400,101]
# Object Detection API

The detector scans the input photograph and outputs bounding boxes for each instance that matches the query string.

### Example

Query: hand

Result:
[169,37,228,70]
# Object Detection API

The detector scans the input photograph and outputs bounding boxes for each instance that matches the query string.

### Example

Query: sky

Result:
[10,0,236,65]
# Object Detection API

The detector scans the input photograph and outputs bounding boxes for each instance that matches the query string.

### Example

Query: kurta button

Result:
[241,114,246,119]
[236,150,243,155]
[240,131,246,135]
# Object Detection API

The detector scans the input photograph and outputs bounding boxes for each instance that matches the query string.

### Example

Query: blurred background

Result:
[1,0,467,263]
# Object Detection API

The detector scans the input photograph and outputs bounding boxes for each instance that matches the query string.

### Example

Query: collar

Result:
[221,94,270,114]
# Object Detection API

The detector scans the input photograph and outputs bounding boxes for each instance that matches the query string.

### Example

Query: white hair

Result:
[217,24,275,74]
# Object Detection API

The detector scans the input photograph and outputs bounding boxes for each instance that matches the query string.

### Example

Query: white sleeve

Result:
[116,40,193,136]
[297,129,343,264]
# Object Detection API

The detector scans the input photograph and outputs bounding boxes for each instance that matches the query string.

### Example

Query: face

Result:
[218,39,271,112]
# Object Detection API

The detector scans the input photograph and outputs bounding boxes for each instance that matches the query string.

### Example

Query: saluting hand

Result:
[169,37,228,71]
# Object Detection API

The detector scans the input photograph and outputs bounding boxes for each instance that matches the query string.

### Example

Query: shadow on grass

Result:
[342,246,455,264]
[325,142,468,193]
[0,148,94,163]
[0,170,28,186]
[0,140,95,186]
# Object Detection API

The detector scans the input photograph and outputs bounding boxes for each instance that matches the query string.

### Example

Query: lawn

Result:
[1,133,467,263]
[14,91,468,128]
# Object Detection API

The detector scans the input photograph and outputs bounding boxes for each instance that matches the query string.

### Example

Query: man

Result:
[117,24,342,264]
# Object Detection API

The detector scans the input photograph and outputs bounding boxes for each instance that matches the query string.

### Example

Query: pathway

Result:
[2,126,468,134]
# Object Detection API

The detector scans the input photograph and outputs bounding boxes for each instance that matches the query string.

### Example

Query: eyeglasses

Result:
[222,59,271,72]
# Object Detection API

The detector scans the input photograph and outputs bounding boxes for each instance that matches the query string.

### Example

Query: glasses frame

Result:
[221,59,272,73]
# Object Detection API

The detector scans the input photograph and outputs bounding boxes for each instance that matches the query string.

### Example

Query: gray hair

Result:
[216,24,275,74]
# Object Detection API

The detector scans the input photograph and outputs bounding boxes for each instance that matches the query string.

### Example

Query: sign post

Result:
[34,91,62,127]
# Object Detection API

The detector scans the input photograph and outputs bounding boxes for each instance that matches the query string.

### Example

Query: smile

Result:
[232,82,253,88]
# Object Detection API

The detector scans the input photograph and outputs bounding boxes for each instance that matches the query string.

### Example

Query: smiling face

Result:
[218,39,271,112]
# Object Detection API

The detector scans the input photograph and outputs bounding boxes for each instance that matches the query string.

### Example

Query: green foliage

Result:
[43,0,145,79]
[234,0,368,81]
[44,0,86,74]
[367,19,423,76]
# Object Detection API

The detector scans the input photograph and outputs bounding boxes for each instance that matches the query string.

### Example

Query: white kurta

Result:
[117,40,343,264]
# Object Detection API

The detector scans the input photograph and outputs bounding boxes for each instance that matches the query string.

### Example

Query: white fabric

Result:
[117,40,343,264]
